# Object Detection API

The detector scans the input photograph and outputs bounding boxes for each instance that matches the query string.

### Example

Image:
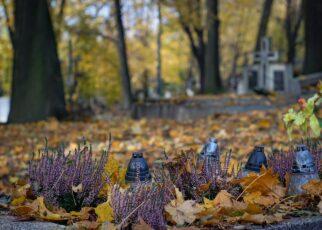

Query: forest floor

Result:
[0,106,296,180]
[0,101,321,229]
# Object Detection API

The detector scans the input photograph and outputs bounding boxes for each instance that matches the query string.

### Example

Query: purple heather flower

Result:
[268,140,321,183]
[165,149,235,201]
[110,183,172,229]
[29,141,109,211]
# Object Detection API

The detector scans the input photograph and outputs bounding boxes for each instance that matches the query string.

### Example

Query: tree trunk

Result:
[156,0,163,96]
[114,0,133,109]
[303,0,322,74]
[285,0,303,64]
[205,0,222,94]
[8,0,67,123]
[254,0,274,51]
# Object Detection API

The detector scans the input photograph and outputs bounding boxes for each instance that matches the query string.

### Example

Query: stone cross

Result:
[253,37,279,89]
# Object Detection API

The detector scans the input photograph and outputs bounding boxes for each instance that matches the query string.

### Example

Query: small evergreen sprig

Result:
[29,139,109,212]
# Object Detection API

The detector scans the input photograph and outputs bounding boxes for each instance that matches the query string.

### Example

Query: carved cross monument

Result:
[254,37,279,89]
[237,37,300,95]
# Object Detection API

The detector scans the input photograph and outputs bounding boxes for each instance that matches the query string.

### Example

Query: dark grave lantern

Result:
[125,151,152,184]
[243,146,268,175]
[288,144,319,195]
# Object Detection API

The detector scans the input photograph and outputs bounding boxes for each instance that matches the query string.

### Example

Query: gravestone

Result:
[0,96,10,123]
[237,37,300,95]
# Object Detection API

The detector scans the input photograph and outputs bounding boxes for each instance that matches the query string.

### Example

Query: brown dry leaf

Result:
[165,188,203,225]
[165,200,203,226]
[243,191,276,207]
[302,179,322,196]
[318,199,322,214]
[11,205,36,217]
[32,197,69,221]
[100,222,117,230]
[208,190,247,211]
[132,218,152,230]
[198,190,249,225]
[196,182,211,194]
[72,220,100,229]
[70,207,93,221]
[234,168,286,207]
[241,213,283,224]
[169,227,201,230]
[234,168,284,195]
[185,161,192,173]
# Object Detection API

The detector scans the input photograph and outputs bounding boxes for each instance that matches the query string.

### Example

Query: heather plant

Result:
[164,149,237,201]
[110,182,173,229]
[29,140,109,212]
[268,140,321,183]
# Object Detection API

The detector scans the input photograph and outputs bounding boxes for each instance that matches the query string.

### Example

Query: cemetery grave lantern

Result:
[199,138,221,177]
[288,145,319,195]
[242,146,268,176]
[125,151,152,184]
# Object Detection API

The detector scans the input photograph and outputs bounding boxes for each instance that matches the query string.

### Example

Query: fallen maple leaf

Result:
[132,218,152,230]
[243,191,276,207]
[165,188,203,225]
[302,179,322,196]
[206,190,247,211]
[234,168,286,207]
[33,197,69,221]
[95,200,114,223]
[198,190,263,226]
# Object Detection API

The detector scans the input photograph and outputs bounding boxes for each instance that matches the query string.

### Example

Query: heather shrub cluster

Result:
[164,149,239,201]
[268,140,321,182]
[29,142,109,212]
[110,183,173,229]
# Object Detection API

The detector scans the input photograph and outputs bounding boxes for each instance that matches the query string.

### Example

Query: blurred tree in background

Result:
[0,0,321,122]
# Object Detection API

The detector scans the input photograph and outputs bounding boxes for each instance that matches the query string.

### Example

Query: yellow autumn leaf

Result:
[105,154,120,178]
[11,196,26,206]
[201,190,247,216]
[33,197,67,221]
[234,168,286,199]
[95,200,114,222]
[243,191,276,207]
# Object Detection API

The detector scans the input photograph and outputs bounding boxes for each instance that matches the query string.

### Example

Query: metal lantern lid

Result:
[125,152,152,183]
[291,144,316,174]
[244,146,268,173]
[199,138,221,177]
[200,138,220,159]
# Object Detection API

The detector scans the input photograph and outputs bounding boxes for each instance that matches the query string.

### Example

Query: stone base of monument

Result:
[0,212,321,229]
[132,94,296,120]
